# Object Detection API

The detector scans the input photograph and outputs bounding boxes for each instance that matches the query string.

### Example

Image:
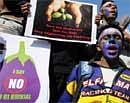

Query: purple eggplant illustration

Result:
[0,41,40,103]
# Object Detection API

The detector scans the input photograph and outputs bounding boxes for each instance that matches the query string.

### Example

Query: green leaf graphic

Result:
[6,41,34,65]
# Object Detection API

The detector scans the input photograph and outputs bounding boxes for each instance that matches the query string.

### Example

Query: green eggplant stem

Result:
[6,41,34,65]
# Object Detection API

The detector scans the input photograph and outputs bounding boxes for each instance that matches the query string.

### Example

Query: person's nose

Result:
[111,5,117,10]
[109,37,116,44]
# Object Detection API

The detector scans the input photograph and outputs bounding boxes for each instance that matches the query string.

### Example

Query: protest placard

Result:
[0,33,50,103]
[25,0,97,44]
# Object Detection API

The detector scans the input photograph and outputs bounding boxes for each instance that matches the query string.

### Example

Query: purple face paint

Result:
[98,27,123,59]
[101,2,117,19]
[102,39,122,59]
[104,9,111,17]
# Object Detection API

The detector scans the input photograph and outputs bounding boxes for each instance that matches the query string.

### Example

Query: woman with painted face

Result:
[95,0,130,72]
[58,25,130,103]
[95,25,124,65]
[95,0,119,28]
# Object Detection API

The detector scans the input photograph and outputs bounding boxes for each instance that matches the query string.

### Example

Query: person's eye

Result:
[103,35,109,40]
[106,4,112,7]
[114,35,121,40]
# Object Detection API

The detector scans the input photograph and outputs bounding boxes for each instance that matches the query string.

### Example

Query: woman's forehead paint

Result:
[98,27,122,42]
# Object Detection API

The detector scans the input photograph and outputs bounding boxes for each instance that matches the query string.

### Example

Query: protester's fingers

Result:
[95,12,104,25]
[20,2,31,15]
[21,2,31,7]
[95,15,101,24]
[70,3,82,27]
[75,11,82,27]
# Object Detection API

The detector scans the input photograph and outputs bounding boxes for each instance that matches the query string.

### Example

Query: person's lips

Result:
[108,45,117,50]
[107,45,118,55]
[110,10,116,15]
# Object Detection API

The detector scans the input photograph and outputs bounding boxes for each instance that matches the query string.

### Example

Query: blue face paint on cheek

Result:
[98,27,123,59]
[102,42,113,59]
[102,38,122,59]
[104,9,110,17]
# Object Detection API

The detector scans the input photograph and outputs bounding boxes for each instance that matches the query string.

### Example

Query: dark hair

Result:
[4,0,21,11]
[4,0,25,16]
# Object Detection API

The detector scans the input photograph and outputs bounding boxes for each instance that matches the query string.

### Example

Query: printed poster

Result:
[0,32,51,103]
[25,0,97,44]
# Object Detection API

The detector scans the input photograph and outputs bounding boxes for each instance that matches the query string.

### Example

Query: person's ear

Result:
[96,43,101,52]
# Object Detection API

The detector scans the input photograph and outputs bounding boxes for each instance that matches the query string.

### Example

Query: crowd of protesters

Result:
[0,0,130,103]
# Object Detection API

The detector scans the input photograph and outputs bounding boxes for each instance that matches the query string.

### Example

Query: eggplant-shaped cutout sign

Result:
[0,41,40,103]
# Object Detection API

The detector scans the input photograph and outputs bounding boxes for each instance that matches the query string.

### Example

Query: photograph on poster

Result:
[0,33,50,103]
[25,0,97,44]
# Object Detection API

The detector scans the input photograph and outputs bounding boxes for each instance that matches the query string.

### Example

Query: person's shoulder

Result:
[77,61,98,78]
[1,14,23,24]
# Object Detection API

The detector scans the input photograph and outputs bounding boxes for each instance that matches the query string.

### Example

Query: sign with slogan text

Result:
[0,32,51,103]
[25,0,97,44]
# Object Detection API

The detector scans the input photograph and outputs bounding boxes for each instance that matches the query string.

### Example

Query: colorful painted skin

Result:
[95,0,130,68]
[95,0,130,41]
[95,0,118,27]
[58,25,130,103]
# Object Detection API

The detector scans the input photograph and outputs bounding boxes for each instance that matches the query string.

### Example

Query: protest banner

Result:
[25,0,97,44]
[0,33,51,103]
